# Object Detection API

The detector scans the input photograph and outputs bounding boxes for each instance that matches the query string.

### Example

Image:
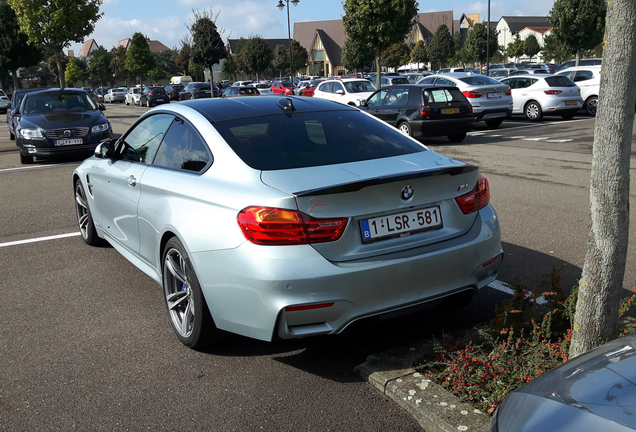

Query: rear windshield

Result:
[195,83,211,89]
[213,111,426,170]
[423,88,466,103]
[459,76,501,86]
[239,88,260,95]
[391,78,409,85]
[0,90,5,97]
[545,76,576,87]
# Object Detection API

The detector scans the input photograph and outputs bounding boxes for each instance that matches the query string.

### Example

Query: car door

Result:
[377,87,409,125]
[362,89,389,118]
[332,81,346,102]
[90,114,175,253]
[572,70,596,101]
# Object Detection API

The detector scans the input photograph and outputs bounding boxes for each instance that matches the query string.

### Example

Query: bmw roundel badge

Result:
[401,185,414,201]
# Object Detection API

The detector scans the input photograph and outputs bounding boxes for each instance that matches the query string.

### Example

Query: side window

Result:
[386,88,409,105]
[367,89,389,107]
[558,71,574,80]
[436,78,453,86]
[421,77,435,85]
[154,118,212,172]
[574,70,594,82]
[320,82,333,93]
[117,114,174,163]
[333,82,344,93]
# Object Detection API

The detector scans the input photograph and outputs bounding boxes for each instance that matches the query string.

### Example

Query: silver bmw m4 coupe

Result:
[73,96,502,349]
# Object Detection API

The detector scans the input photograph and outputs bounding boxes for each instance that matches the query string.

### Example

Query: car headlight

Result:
[91,123,110,133]
[20,128,44,139]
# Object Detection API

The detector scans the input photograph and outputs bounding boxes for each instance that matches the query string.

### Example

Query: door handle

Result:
[126,175,137,187]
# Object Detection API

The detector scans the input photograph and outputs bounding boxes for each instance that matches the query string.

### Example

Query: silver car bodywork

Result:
[73,97,502,344]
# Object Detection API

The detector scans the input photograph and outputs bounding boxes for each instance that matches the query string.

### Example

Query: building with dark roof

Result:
[496,16,550,51]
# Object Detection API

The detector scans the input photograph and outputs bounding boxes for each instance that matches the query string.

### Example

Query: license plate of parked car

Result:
[55,139,83,146]
[487,93,502,99]
[360,206,442,241]
[566,100,578,105]
[441,108,460,114]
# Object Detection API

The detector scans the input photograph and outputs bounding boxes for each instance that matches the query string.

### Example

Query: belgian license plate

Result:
[55,138,83,146]
[360,206,442,241]
[566,100,578,105]
[156,98,165,101]
[441,108,459,114]
[487,92,502,99]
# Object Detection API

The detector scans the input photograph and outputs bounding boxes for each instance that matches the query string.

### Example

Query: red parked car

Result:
[298,79,324,97]
[271,81,294,95]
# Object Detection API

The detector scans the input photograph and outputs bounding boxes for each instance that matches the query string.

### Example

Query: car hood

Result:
[497,333,636,431]
[20,110,106,130]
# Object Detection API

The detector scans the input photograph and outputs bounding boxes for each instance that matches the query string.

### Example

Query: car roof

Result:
[558,65,602,71]
[171,96,356,123]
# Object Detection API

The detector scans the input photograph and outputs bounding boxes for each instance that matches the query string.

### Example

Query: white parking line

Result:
[546,139,574,143]
[0,232,81,248]
[524,137,549,141]
[0,162,79,173]
[488,279,547,305]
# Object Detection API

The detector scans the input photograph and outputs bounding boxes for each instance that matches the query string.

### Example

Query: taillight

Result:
[455,176,490,214]
[420,105,431,116]
[462,91,484,98]
[148,92,154,96]
[544,90,562,95]
[237,206,348,245]
[504,89,511,96]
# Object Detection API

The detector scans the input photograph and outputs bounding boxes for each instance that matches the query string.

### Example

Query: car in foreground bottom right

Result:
[499,75,582,121]
[491,332,636,432]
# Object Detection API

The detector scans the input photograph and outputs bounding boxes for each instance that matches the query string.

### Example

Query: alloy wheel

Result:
[164,248,195,339]
[75,182,89,240]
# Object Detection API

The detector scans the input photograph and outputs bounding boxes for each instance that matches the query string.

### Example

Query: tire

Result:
[561,112,576,120]
[447,131,467,142]
[190,94,195,100]
[162,237,216,349]
[524,101,543,121]
[125,99,129,106]
[485,118,503,128]
[19,152,33,164]
[9,130,15,140]
[585,96,598,116]
[74,179,103,246]
[397,121,412,137]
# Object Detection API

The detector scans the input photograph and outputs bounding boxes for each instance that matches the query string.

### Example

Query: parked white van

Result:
[170,76,193,85]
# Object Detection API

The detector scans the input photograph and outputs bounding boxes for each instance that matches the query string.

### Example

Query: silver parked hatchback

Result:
[417,72,513,127]
[73,96,503,348]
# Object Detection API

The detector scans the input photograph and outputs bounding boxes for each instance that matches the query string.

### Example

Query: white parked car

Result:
[417,72,513,127]
[103,88,126,103]
[499,74,583,121]
[248,83,273,95]
[125,87,142,106]
[233,80,254,87]
[555,65,601,116]
[294,80,312,95]
[0,89,10,113]
[313,78,376,106]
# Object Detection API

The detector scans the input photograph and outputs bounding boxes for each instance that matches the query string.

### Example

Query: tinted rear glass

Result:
[545,76,576,87]
[390,78,409,85]
[423,88,466,103]
[213,111,426,170]
[459,76,501,86]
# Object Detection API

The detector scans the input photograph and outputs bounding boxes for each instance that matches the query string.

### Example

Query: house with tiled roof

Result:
[116,38,170,53]
[78,39,99,57]
[496,16,550,51]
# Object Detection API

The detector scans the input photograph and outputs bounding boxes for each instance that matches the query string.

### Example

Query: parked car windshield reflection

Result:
[23,91,98,114]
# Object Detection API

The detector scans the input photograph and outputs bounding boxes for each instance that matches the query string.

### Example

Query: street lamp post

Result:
[277,0,300,85]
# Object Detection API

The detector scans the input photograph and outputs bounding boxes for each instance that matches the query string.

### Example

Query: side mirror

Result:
[94,138,116,159]
[359,100,368,107]
[98,104,106,111]
[11,107,20,116]
[336,89,345,95]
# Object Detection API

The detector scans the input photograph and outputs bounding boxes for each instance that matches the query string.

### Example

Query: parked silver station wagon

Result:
[73,96,503,348]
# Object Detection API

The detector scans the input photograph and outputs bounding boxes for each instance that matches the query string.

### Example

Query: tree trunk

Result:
[575,49,581,67]
[569,0,636,358]
[375,46,382,90]
[11,70,19,90]
[54,49,66,89]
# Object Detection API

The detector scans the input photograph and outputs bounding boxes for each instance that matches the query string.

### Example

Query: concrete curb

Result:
[355,344,491,432]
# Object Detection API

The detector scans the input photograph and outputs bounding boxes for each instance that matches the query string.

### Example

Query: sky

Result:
[69,0,557,55]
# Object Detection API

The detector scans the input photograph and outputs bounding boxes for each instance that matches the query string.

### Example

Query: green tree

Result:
[343,0,419,88]
[524,34,541,62]
[124,32,155,86]
[541,33,573,63]
[428,24,454,69]
[153,49,179,78]
[7,0,102,88]
[110,45,130,85]
[47,52,68,84]
[464,23,499,67]
[175,39,191,76]
[64,57,82,86]
[410,40,428,70]
[549,0,606,65]
[569,0,636,357]
[270,40,307,78]
[240,36,273,80]
[505,35,526,61]
[381,42,410,70]
[271,44,288,78]
[188,59,202,81]
[189,8,226,85]
[342,37,374,72]
[88,45,112,89]
[221,53,238,81]
[0,0,43,90]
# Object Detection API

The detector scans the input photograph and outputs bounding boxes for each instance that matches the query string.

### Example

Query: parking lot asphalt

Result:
[2,101,636,431]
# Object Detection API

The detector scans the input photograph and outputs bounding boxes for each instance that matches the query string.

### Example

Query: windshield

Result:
[344,80,376,93]
[23,92,98,114]
[281,81,292,87]
[214,110,425,171]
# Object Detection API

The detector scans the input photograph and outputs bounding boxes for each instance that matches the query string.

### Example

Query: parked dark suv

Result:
[164,84,184,101]
[360,84,474,142]
[179,82,217,100]
[141,86,170,107]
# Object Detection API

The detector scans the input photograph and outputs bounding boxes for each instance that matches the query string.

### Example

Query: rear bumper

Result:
[473,107,512,120]
[190,204,502,342]
[410,118,474,138]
